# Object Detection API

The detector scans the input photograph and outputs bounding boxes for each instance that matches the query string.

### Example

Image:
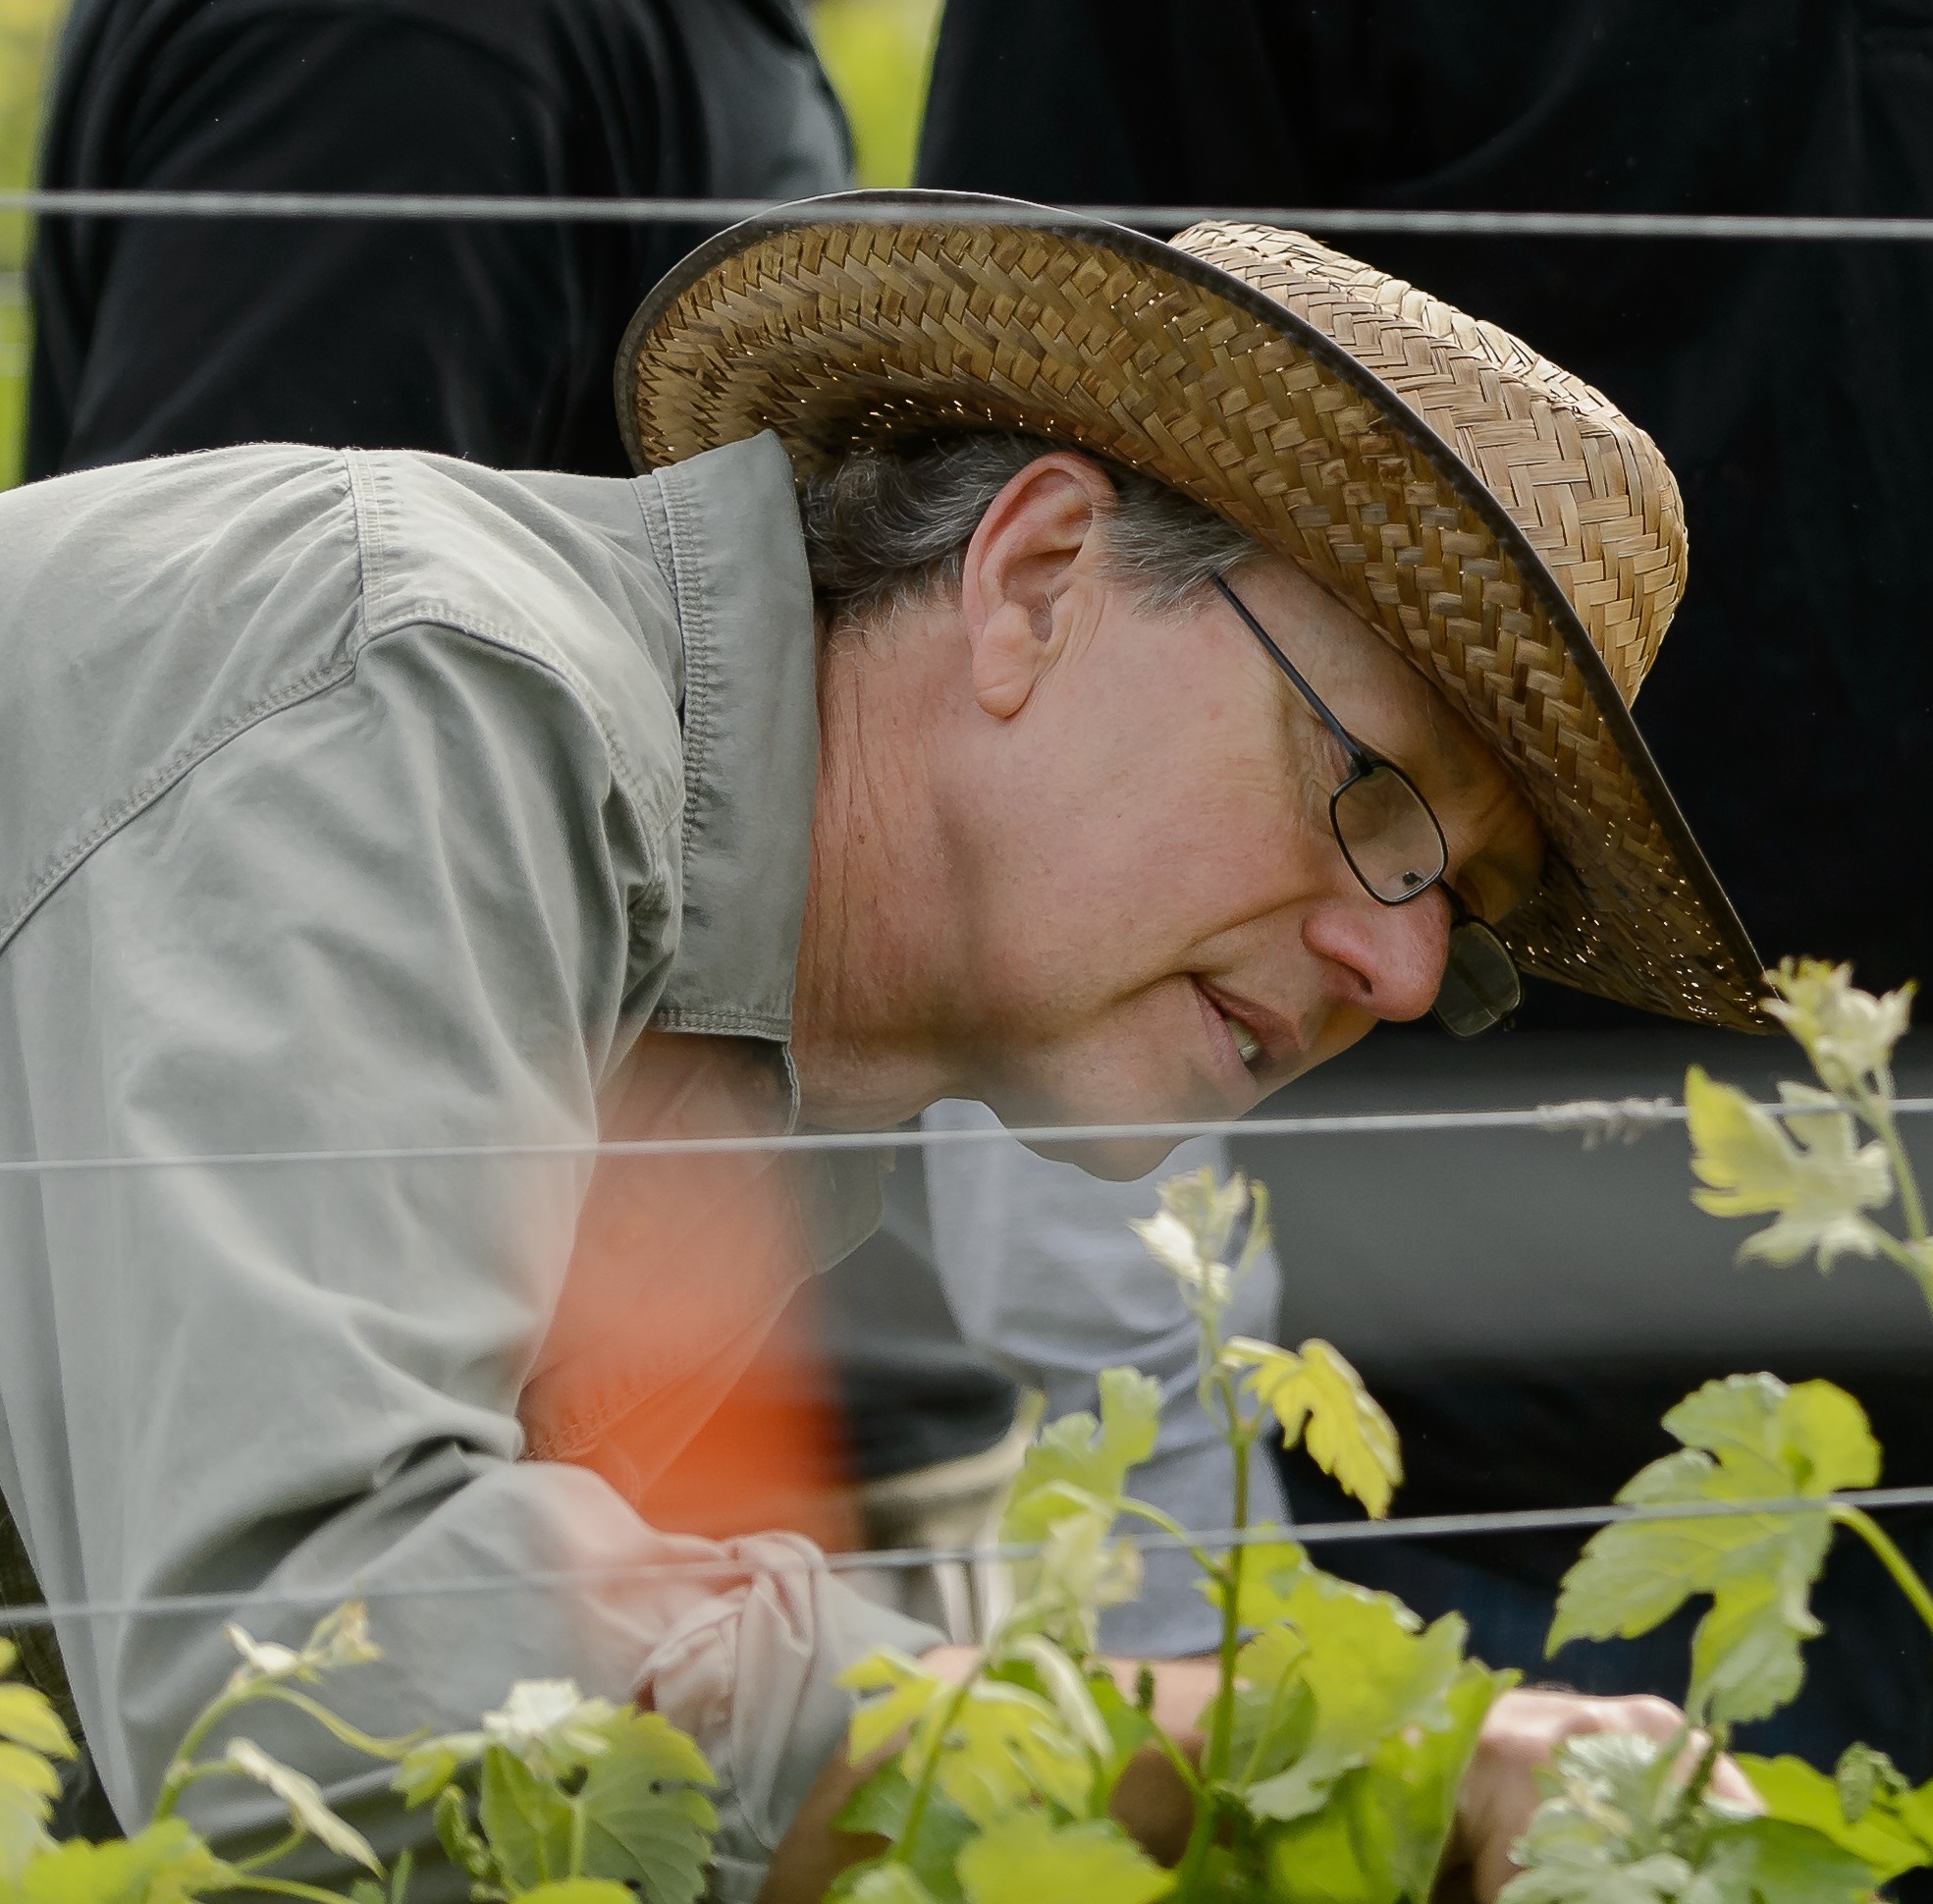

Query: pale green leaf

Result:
[1548,1374,1878,1724]
[1225,1338,1403,1519]
[1240,1569,1467,1822]
[1227,1625,1313,1789]
[1684,1067,1893,1271]
[839,1650,950,1765]
[392,1736,482,1809]
[223,1738,381,1874]
[0,1738,60,1883]
[956,1812,1173,1904]
[828,1862,943,1904]
[484,1682,621,1781]
[831,1767,973,1903]
[1261,1663,1512,1904]
[0,1686,74,1761]
[928,1681,1092,1827]
[1737,1752,1933,1884]
[478,1743,575,1892]
[576,1711,719,1904]
[1761,958,1914,1093]
[1699,1819,1880,1904]
[1001,1370,1161,1546]
[7,1819,233,1904]
[507,1881,637,1904]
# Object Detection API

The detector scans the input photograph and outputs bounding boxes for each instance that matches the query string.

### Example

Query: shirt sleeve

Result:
[0,622,936,1901]
[31,5,651,477]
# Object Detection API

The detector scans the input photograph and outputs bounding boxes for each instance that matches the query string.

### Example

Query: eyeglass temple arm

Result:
[1210,575,1374,768]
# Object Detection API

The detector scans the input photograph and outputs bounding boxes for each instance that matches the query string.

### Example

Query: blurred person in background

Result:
[914,0,1933,1801]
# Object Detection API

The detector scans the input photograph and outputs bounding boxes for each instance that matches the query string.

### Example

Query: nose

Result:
[1302,885,1450,1022]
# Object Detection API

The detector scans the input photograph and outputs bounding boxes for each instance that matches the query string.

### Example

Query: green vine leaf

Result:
[1684,1068,1894,1271]
[477,1745,575,1892]
[0,1681,75,1766]
[508,1881,637,1904]
[1237,1568,1468,1822]
[839,1655,1092,1830]
[827,1862,945,1904]
[1000,1369,1161,1546]
[2,1818,233,1904]
[831,1768,973,1904]
[1737,1751,1933,1885]
[1501,1730,1879,1904]
[1548,1374,1879,1724]
[575,1712,718,1904]
[1261,1661,1512,1904]
[955,1812,1173,1904]
[0,1739,62,1881]
[1223,1338,1403,1519]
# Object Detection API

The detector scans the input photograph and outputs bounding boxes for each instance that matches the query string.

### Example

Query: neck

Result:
[790,626,965,1128]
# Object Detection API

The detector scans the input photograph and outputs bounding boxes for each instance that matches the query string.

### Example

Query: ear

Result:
[958,453,1118,720]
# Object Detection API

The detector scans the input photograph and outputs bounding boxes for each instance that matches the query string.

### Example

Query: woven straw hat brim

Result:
[617,191,1766,1031]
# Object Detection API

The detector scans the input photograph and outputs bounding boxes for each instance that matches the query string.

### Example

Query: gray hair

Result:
[798,434,1260,632]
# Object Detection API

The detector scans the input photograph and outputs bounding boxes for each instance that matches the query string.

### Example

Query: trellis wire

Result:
[0,1095,1927,1176]
[4,1487,1931,1632]
[7,194,1933,242]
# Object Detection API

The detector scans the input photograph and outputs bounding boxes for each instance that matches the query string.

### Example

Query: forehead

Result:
[1229,556,1485,776]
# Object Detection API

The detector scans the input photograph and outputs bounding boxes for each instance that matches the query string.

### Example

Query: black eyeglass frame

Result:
[1209,574,1522,1037]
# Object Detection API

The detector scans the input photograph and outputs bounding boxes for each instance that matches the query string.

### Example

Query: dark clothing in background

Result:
[920,0,1933,998]
[916,0,1933,1806]
[27,0,846,479]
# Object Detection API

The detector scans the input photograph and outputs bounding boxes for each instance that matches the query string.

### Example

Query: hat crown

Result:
[1176,223,1686,707]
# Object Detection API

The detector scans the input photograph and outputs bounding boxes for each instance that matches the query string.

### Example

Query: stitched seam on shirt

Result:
[0,656,360,959]
[357,597,672,840]
[657,462,715,870]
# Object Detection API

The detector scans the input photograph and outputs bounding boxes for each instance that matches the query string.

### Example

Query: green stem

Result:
[214,1878,360,1904]
[1833,1504,1933,1638]
[1115,1499,1228,1584]
[256,1687,424,1762]
[890,1664,982,1868]
[1204,1381,1251,1787]
[233,1830,307,1876]
[154,1688,256,1819]
[567,1795,587,1879]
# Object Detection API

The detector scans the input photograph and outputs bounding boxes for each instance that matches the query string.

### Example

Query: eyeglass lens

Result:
[1332,763,1448,903]
[1433,918,1524,1038]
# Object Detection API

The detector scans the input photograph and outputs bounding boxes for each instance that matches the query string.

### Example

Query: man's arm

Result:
[0,622,934,1900]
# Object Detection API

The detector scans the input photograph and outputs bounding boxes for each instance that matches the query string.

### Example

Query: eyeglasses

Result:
[1211,575,1522,1039]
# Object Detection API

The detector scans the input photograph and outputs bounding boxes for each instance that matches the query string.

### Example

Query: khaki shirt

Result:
[0,432,935,1898]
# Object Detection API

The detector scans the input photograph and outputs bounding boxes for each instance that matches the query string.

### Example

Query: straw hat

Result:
[616,191,1765,1031]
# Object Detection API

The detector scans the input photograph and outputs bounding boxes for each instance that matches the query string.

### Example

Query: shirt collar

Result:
[631,431,885,1263]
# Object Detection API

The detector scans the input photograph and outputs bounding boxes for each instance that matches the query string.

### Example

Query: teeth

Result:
[1227,1017,1262,1066]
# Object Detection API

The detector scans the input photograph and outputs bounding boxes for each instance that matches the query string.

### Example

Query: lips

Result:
[1198,980,1298,1079]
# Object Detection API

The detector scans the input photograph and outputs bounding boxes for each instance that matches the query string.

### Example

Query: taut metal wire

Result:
[5,1487,1933,1632]
[8,194,1933,241]
[0,1096,1928,1177]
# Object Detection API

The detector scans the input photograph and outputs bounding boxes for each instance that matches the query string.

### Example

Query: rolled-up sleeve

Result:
[0,618,934,1900]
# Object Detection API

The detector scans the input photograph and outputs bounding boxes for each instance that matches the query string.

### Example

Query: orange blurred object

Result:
[520,1032,863,1554]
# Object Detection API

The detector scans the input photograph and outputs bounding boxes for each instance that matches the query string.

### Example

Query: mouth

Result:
[1194,980,1293,1087]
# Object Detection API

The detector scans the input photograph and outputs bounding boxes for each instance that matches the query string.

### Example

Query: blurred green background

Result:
[0,0,940,489]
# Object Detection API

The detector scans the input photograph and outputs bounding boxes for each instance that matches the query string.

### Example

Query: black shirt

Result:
[27,0,847,478]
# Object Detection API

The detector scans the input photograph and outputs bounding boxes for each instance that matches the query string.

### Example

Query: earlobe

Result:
[971,598,1045,718]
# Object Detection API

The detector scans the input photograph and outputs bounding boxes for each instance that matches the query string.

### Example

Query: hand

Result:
[1438,1690,1762,1904]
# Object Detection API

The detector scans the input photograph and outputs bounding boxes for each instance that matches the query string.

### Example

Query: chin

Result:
[1018,1128,1186,1182]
